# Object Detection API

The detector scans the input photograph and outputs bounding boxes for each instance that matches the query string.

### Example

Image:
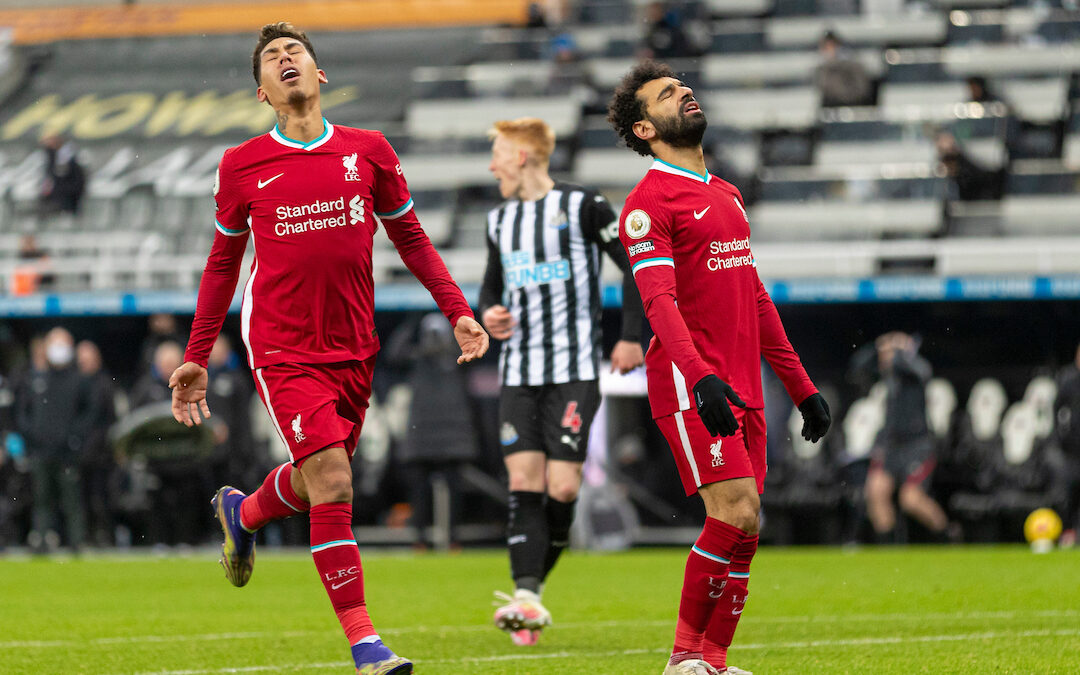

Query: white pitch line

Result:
[4,609,1078,650]
[118,627,1080,675]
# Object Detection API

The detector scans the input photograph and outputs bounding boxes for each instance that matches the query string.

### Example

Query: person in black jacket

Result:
[38,135,86,216]
[1055,343,1080,543]
[386,313,479,550]
[76,339,117,547]
[16,327,98,552]
[864,332,952,542]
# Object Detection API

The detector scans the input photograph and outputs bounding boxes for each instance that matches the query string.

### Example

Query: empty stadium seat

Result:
[398,153,492,191]
[1063,135,1080,169]
[572,149,654,188]
[815,139,935,167]
[701,86,820,131]
[766,14,947,49]
[701,49,884,87]
[1000,195,1080,235]
[998,78,1070,123]
[942,42,1080,78]
[405,97,581,140]
[749,198,942,241]
[935,237,1080,275]
[705,0,775,17]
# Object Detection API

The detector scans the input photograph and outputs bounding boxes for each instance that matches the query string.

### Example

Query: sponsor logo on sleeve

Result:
[627,240,655,257]
[213,168,220,196]
[624,209,651,239]
[599,219,619,242]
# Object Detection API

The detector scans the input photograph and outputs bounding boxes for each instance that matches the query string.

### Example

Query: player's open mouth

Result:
[281,68,300,82]
[682,100,701,114]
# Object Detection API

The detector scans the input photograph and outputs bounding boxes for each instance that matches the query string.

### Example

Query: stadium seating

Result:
[0,0,1075,292]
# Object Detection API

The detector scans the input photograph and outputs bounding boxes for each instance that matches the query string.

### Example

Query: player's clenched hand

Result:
[797,392,831,443]
[609,339,644,374]
[454,315,490,364]
[169,361,211,427]
[481,305,515,340]
[693,374,746,437]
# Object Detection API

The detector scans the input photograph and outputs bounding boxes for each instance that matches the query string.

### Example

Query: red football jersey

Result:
[185,120,473,369]
[619,159,817,418]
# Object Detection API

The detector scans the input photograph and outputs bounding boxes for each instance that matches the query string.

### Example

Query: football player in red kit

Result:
[607,61,831,675]
[169,22,488,675]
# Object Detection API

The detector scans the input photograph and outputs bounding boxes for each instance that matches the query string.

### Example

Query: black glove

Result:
[693,374,747,437]
[798,393,831,443]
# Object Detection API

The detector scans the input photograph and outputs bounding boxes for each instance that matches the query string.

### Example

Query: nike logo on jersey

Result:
[257,173,285,189]
[693,206,711,220]
[331,577,358,590]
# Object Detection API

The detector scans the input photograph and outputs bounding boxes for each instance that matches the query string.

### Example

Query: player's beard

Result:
[286,89,310,108]
[650,109,707,149]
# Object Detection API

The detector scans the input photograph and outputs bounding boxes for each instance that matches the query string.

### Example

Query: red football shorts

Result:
[654,406,767,497]
[251,358,375,466]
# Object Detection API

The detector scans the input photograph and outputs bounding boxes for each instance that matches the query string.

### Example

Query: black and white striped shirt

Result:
[479,182,643,387]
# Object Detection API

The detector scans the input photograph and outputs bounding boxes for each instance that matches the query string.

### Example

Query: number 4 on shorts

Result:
[561,401,582,433]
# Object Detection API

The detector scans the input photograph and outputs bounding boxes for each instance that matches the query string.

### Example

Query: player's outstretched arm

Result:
[454,316,490,364]
[169,361,211,427]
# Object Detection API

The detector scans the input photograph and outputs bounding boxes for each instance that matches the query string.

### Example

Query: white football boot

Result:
[492,589,552,632]
[662,658,721,675]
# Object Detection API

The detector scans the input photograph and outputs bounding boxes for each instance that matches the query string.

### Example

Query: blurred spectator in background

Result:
[38,134,85,217]
[205,334,260,489]
[139,313,186,374]
[525,0,569,28]
[1055,343,1080,544]
[545,34,604,114]
[128,339,213,545]
[131,340,183,408]
[526,2,549,28]
[965,76,1004,106]
[76,339,117,546]
[814,30,874,108]
[640,2,699,59]
[15,327,97,552]
[935,129,1005,201]
[386,313,479,549]
[864,332,955,543]
[11,234,52,296]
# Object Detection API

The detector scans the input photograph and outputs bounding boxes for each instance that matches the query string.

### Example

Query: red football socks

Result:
[672,517,746,659]
[703,533,758,667]
[310,502,375,646]
[238,462,309,532]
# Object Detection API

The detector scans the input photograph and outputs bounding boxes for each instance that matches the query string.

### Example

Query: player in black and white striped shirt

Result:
[479,118,645,645]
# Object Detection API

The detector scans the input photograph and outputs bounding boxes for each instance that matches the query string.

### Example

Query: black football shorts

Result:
[498,380,600,462]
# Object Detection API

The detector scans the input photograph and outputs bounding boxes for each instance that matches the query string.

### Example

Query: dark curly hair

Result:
[252,22,318,85]
[606,60,677,157]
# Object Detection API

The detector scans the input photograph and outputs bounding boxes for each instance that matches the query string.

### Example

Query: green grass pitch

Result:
[2,546,1078,674]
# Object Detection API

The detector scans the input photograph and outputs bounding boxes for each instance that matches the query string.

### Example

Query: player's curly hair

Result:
[252,22,318,85]
[606,60,677,157]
